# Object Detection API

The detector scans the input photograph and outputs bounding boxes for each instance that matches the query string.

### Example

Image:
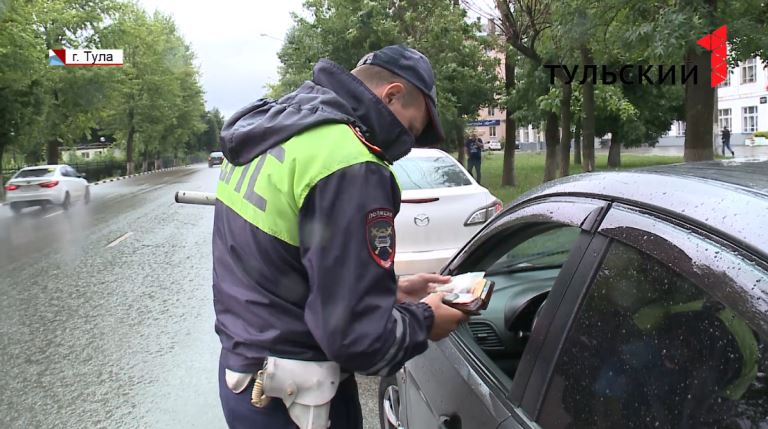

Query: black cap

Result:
[356,45,445,146]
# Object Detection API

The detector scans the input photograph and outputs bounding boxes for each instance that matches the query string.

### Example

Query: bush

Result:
[753,131,768,138]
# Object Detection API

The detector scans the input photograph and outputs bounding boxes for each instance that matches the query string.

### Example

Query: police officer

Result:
[212,45,467,428]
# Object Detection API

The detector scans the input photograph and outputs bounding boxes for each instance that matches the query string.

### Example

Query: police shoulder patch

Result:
[366,208,396,269]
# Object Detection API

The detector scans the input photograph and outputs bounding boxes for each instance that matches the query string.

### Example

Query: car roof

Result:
[20,165,63,170]
[515,158,768,259]
[403,148,449,158]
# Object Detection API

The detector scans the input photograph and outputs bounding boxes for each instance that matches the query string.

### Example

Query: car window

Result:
[486,227,581,275]
[210,152,223,157]
[456,224,584,383]
[14,168,56,179]
[392,155,472,190]
[538,240,768,429]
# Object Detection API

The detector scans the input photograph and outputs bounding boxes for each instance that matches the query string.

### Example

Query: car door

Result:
[519,203,768,428]
[69,166,87,200]
[398,196,610,429]
[62,166,85,200]
[57,166,75,200]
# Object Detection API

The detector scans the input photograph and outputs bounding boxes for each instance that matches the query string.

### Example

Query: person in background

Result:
[722,126,734,157]
[465,134,482,184]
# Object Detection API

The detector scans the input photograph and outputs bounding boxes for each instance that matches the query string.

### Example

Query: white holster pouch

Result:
[263,357,341,429]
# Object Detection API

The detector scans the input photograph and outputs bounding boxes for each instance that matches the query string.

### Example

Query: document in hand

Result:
[434,272,494,315]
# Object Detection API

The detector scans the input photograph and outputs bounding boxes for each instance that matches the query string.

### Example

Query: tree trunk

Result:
[574,123,582,165]
[126,117,135,175]
[142,148,148,172]
[0,142,5,201]
[684,46,715,162]
[46,140,59,165]
[457,122,466,167]
[580,47,596,172]
[608,129,621,168]
[501,54,516,187]
[559,82,572,178]
[544,111,559,182]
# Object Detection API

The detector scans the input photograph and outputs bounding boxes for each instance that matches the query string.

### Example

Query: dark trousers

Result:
[218,356,363,429]
[467,157,482,183]
[722,139,734,156]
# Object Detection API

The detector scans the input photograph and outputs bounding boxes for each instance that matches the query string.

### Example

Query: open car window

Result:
[454,224,584,385]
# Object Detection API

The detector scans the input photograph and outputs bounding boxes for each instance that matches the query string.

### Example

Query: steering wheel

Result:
[505,293,549,341]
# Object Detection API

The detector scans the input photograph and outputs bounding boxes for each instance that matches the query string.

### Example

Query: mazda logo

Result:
[414,214,430,227]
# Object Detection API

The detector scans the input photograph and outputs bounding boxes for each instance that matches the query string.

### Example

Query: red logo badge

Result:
[366,208,396,269]
[697,25,728,88]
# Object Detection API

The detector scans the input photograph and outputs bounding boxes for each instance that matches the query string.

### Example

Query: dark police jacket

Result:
[212,59,435,376]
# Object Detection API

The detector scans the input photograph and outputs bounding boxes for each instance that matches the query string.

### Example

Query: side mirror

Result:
[78,172,87,179]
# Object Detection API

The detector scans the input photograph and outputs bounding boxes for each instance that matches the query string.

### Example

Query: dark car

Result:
[208,151,224,167]
[381,159,768,429]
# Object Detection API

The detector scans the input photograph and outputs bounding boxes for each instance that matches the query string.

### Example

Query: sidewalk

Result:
[89,164,193,186]
[603,145,768,158]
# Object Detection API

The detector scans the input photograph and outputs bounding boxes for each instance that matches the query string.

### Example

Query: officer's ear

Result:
[379,83,406,107]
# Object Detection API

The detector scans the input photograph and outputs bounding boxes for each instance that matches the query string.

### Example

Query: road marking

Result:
[44,210,63,218]
[106,232,133,248]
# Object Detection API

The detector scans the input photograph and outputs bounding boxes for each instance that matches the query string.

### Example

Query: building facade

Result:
[660,57,768,147]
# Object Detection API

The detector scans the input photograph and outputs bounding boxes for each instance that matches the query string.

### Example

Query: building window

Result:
[489,126,497,137]
[742,58,757,84]
[83,152,90,159]
[676,121,686,136]
[718,108,732,130]
[488,106,495,116]
[743,106,758,133]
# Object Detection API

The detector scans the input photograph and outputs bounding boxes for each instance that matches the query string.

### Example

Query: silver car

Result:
[4,165,90,214]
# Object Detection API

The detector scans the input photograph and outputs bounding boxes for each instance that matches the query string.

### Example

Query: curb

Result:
[91,164,193,186]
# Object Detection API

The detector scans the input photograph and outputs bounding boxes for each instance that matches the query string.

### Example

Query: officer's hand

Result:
[422,293,468,341]
[397,273,451,303]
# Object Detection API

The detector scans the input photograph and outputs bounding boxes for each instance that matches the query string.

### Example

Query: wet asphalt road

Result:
[0,165,380,429]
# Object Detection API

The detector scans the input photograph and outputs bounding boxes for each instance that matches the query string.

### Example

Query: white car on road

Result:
[392,148,502,275]
[4,165,90,214]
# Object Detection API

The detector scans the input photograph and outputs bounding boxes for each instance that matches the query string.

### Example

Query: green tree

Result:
[28,0,121,165]
[196,108,225,153]
[100,6,205,173]
[270,0,498,162]
[0,0,47,187]
[596,0,767,161]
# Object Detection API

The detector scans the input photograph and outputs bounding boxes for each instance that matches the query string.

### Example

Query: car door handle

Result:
[439,414,461,429]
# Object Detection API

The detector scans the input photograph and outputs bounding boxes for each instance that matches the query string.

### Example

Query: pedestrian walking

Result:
[722,126,734,157]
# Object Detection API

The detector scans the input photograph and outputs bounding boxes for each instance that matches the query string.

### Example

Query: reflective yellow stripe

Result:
[216,123,391,246]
